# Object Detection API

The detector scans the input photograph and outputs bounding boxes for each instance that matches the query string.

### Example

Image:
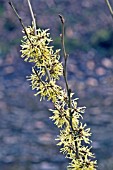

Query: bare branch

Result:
[105,0,113,18]
[59,14,67,59]
[27,0,37,35]
[59,14,68,91]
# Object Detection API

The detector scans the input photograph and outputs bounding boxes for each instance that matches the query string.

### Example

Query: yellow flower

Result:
[21,26,63,81]
[50,108,69,128]
[28,70,62,102]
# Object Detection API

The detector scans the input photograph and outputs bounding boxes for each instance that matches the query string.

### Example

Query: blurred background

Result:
[0,0,113,169]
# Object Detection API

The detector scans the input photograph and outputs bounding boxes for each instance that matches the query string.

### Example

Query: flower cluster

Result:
[20,25,97,169]
[50,93,97,170]
[21,27,63,81]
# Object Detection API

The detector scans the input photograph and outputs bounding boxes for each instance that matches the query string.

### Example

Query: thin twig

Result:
[44,66,51,82]
[9,1,32,45]
[59,14,79,159]
[105,0,113,18]
[59,14,71,110]
[27,0,37,35]
[59,14,68,92]
[59,14,67,59]
[34,13,38,29]
[59,14,71,121]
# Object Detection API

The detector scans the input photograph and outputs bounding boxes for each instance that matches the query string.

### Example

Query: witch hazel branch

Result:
[9,1,97,169]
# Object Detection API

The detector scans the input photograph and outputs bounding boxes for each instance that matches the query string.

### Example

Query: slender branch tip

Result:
[59,14,65,24]
[8,1,11,5]
[105,0,113,18]
[27,0,37,35]
[9,1,13,7]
